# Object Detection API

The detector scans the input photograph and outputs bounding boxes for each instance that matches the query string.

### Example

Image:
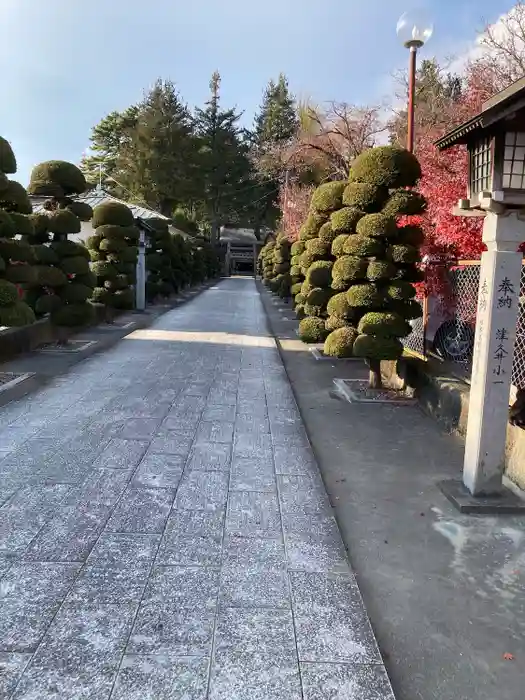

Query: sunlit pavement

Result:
[0,278,393,699]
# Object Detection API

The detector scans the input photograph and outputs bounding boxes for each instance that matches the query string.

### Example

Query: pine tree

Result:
[194,71,252,241]
[117,80,197,217]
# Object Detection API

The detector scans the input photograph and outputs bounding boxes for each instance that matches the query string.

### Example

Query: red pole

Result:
[407,46,417,153]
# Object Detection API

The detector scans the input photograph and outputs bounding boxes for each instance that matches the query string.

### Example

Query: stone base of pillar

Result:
[439,478,525,514]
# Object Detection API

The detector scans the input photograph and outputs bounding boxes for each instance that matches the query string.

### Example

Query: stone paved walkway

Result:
[0,278,393,700]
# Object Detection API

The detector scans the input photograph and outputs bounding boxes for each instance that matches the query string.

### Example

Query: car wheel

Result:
[434,320,474,362]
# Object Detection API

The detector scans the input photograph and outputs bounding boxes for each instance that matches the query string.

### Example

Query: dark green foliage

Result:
[0,279,18,306]
[327,292,353,319]
[291,282,303,296]
[349,146,421,189]
[91,287,110,304]
[332,256,367,284]
[66,201,93,221]
[396,224,425,246]
[59,256,90,276]
[395,265,424,283]
[291,241,305,256]
[60,283,93,303]
[0,137,16,174]
[299,251,317,273]
[94,225,127,240]
[0,255,4,273]
[0,300,35,327]
[0,239,35,263]
[9,213,34,236]
[306,287,332,307]
[324,326,358,357]
[28,161,87,197]
[35,265,68,287]
[5,265,37,284]
[318,222,338,243]
[111,288,135,309]
[382,190,427,217]
[29,213,50,242]
[325,315,348,331]
[331,234,350,257]
[51,301,95,327]
[307,260,332,287]
[386,281,417,300]
[356,213,397,239]
[48,210,81,235]
[0,181,32,214]
[353,333,403,360]
[295,303,306,319]
[342,182,388,212]
[388,298,423,320]
[100,237,127,254]
[299,211,328,240]
[311,181,346,213]
[343,235,385,258]
[346,284,384,308]
[298,316,327,342]
[366,260,397,281]
[92,202,135,228]
[0,210,15,238]
[35,294,62,315]
[330,206,364,233]
[305,238,331,258]
[51,240,90,260]
[358,311,410,338]
[387,244,421,264]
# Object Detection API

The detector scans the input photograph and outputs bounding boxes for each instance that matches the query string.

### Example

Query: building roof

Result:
[30,186,171,221]
[436,76,525,151]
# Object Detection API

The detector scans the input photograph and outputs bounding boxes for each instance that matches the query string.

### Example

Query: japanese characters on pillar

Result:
[492,277,517,384]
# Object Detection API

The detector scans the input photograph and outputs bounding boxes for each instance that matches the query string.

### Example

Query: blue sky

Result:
[0,0,514,187]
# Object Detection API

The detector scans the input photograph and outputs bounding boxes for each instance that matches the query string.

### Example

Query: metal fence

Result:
[403,261,525,390]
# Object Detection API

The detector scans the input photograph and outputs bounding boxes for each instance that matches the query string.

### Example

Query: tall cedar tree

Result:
[251,74,299,237]
[194,72,252,241]
[80,107,139,195]
[117,80,198,217]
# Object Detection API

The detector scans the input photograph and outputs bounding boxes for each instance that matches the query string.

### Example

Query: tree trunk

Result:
[368,359,382,389]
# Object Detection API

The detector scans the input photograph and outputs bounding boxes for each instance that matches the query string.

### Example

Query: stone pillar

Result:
[463,210,523,495]
[135,229,146,312]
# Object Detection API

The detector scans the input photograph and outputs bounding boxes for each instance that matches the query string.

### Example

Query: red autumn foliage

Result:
[279,182,313,241]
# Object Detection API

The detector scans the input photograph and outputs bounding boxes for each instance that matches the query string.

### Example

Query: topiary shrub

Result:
[26,160,94,330]
[330,207,364,233]
[382,190,427,217]
[318,222,338,244]
[307,260,333,287]
[332,256,367,285]
[310,181,346,213]
[0,138,37,327]
[324,325,358,358]
[358,312,410,338]
[331,234,350,258]
[356,213,397,239]
[325,315,348,332]
[299,211,328,241]
[88,202,137,314]
[349,145,421,189]
[342,182,388,212]
[343,235,385,258]
[298,316,328,343]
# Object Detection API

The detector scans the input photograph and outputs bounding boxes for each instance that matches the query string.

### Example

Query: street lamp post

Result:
[396,10,433,153]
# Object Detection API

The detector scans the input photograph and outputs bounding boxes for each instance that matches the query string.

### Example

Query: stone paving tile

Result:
[277,475,333,518]
[226,491,282,538]
[194,421,235,445]
[23,502,112,562]
[285,532,351,575]
[0,485,70,553]
[164,509,226,539]
[105,487,175,533]
[210,608,301,700]
[67,469,132,508]
[234,414,271,435]
[290,571,381,663]
[202,404,237,422]
[66,563,151,604]
[0,563,81,652]
[119,417,163,440]
[175,471,229,511]
[233,433,273,459]
[0,652,31,697]
[229,457,276,492]
[131,452,186,488]
[128,567,219,655]
[87,533,161,565]
[111,655,209,700]
[91,438,149,470]
[273,444,318,476]
[148,430,195,456]
[157,532,223,567]
[11,602,136,700]
[161,413,202,431]
[186,443,232,472]
[300,663,395,700]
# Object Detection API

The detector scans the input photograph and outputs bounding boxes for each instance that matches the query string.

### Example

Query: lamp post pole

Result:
[407,46,417,153]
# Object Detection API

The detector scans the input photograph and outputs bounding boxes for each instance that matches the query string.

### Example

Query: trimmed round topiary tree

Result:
[170,232,192,291]
[144,218,175,301]
[268,233,292,299]
[322,145,425,387]
[88,201,137,316]
[27,161,95,335]
[293,182,348,335]
[0,137,37,327]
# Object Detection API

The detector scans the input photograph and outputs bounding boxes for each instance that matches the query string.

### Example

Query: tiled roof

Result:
[30,187,170,221]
